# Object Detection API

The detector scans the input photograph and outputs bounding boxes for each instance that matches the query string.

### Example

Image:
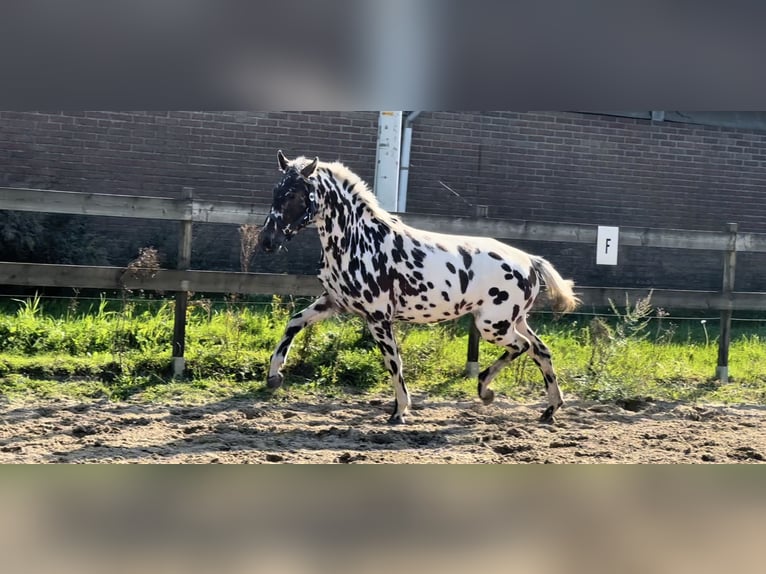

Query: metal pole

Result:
[466,317,481,378]
[172,187,193,378]
[716,223,737,383]
[397,111,422,213]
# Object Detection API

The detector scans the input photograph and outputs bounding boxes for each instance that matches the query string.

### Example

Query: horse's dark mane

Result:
[316,159,398,224]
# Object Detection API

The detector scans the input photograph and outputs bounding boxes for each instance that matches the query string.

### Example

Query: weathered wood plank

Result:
[541,286,766,311]
[618,227,730,251]
[397,213,744,251]
[191,200,270,225]
[0,187,270,225]
[3,262,766,311]
[0,187,190,221]
[0,263,324,296]
[735,232,766,253]
[396,213,599,244]
[4,187,766,253]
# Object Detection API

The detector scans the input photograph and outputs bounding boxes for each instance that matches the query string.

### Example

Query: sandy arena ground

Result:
[1,393,764,463]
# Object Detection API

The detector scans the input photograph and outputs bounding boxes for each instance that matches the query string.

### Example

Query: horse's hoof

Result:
[267,373,284,389]
[539,405,556,424]
[388,413,406,425]
[481,389,495,406]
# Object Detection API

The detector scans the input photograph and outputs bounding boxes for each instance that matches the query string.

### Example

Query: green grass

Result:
[0,293,765,406]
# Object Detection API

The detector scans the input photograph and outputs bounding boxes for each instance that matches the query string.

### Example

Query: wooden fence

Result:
[3,186,766,381]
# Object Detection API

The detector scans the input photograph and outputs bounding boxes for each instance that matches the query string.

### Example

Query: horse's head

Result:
[259,150,319,253]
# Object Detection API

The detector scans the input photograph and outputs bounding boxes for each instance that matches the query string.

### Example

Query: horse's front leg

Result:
[267,293,337,388]
[367,320,410,424]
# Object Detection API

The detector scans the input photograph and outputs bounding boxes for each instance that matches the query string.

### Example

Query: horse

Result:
[258,150,580,424]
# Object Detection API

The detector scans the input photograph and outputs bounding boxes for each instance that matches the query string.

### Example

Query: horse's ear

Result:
[301,156,318,178]
[277,150,289,172]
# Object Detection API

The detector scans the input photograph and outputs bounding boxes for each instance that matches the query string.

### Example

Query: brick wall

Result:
[405,111,766,291]
[0,111,378,273]
[2,111,765,291]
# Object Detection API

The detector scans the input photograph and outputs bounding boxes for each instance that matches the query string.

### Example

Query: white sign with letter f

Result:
[597,226,619,265]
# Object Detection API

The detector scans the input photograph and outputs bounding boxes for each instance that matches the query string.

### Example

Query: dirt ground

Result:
[0,393,764,463]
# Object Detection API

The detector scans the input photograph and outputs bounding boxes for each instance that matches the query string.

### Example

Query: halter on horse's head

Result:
[259,150,319,253]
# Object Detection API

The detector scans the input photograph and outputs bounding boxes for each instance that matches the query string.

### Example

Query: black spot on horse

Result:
[398,275,420,296]
[313,301,330,313]
[446,262,456,274]
[458,246,473,269]
[394,235,406,257]
[488,252,503,261]
[492,320,511,337]
[411,248,426,268]
[529,267,538,288]
[488,287,510,305]
[459,270,470,294]
[512,304,520,321]
[533,341,552,359]
[377,269,395,294]
[513,270,532,299]
[441,291,450,302]
[276,325,302,356]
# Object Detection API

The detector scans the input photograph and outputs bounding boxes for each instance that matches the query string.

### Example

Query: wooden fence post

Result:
[172,187,194,378]
[716,222,737,383]
[465,203,488,377]
[466,318,481,378]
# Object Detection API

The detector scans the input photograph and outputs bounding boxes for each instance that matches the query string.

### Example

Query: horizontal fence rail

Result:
[2,263,766,312]
[3,185,766,381]
[0,263,326,297]
[4,186,766,252]
[0,187,270,226]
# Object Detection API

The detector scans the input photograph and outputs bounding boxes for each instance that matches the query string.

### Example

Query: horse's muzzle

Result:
[259,217,287,253]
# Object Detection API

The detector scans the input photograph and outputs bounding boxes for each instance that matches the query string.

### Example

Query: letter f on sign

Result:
[597,226,619,265]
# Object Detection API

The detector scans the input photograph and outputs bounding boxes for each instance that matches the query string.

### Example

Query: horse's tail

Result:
[531,256,580,314]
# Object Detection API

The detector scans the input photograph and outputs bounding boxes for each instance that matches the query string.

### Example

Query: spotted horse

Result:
[259,151,580,424]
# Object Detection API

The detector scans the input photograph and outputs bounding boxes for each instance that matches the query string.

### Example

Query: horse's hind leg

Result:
[367,320,410,424]
[475,319,531,406]
[517,319,564,423]
[267,293,336,388]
